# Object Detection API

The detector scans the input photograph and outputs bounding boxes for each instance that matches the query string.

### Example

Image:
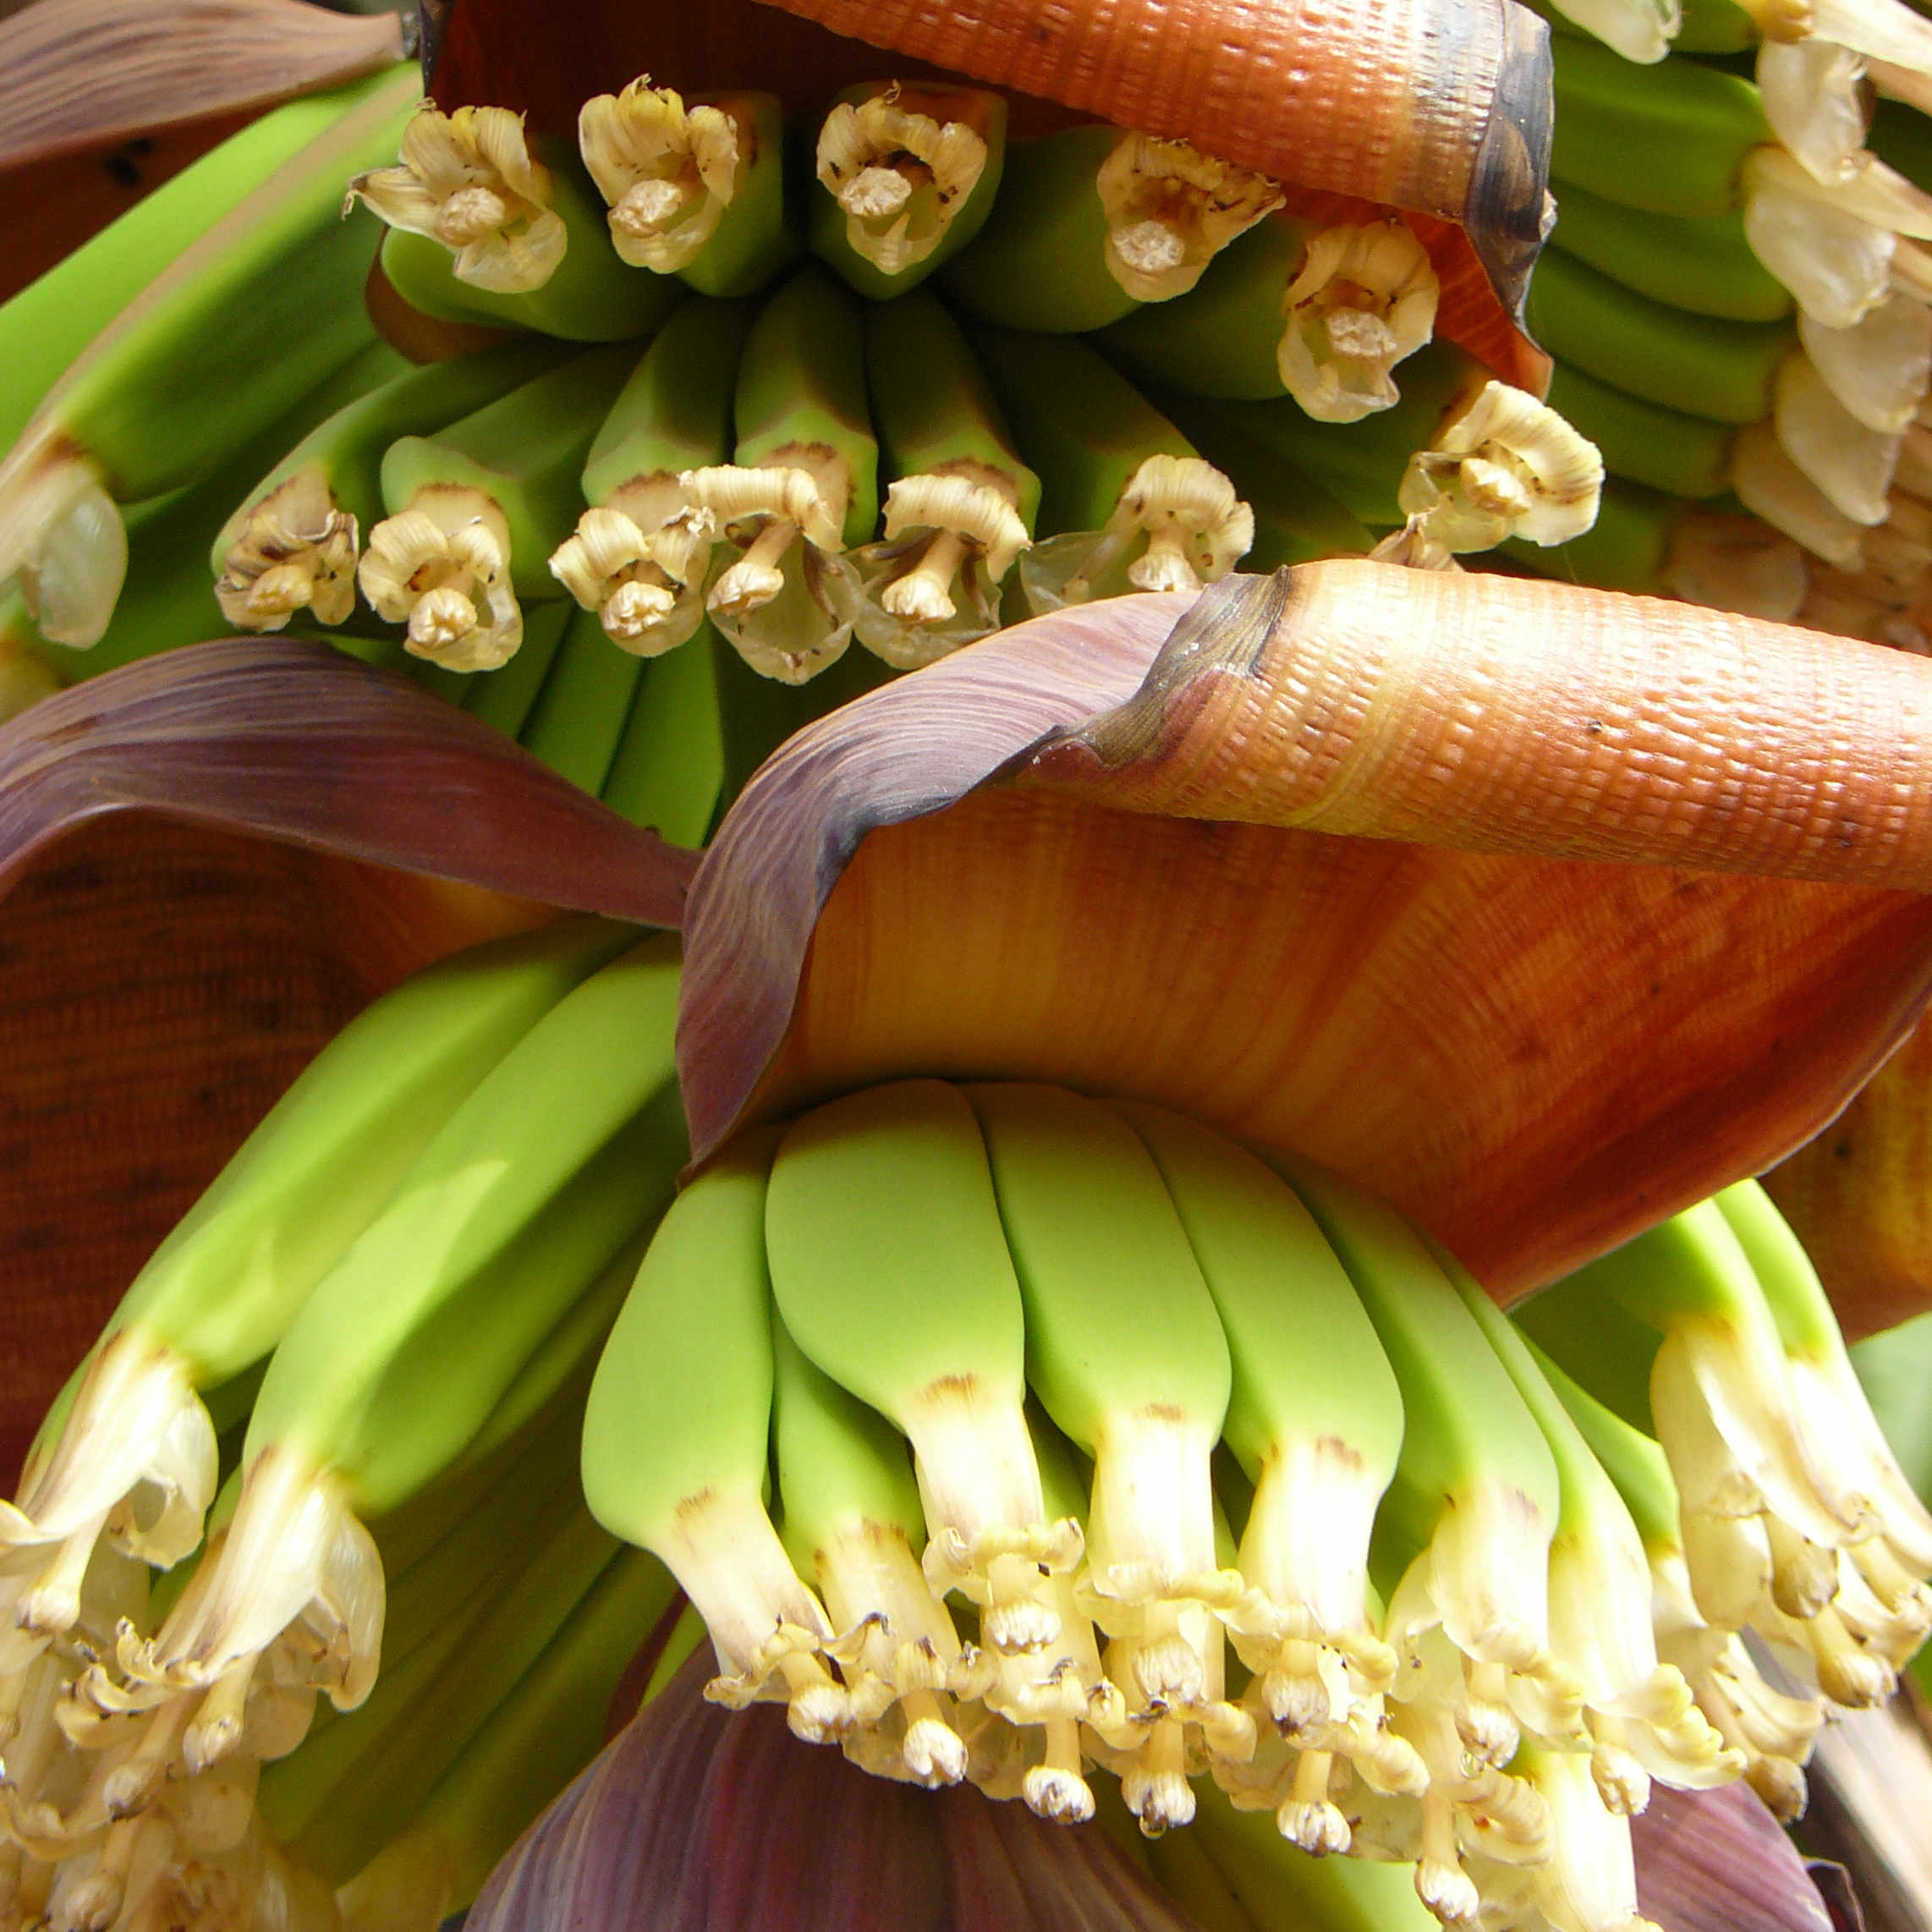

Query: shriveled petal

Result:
[678,568,1932,1304]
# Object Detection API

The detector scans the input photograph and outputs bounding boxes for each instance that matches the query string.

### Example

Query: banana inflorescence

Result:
[3,914,1929,1932]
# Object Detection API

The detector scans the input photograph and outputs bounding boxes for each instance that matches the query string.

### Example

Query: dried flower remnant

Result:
[1281,221,1442,424]
[578,80,747,271]
[1095,134,1285,301]
[346,104,564,294]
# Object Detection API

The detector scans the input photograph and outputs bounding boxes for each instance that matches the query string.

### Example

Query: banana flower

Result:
[1,563,1930,1920]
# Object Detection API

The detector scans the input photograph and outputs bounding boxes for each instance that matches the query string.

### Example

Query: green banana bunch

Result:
[683,265,878,683]
[351,102,685,343]
[852,292,1040,668]
[810,83,1008,299]
[577,83,799,297]
[0,917,633,1671]
[940,123,1284,335]
[111,936,686,1726]
[550,294,756,656]
[1102,215,1442,423]
[968,325,1254,606]
[0,63,420,649]
[360,344,639,671]
[211,339,570,635]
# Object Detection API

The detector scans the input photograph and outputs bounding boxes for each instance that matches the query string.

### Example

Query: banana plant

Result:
[0,564,1929,1925]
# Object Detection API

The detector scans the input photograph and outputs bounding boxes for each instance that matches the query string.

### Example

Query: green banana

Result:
[1550,36,1773,218]
[597,619,725,849]
[0,64,419,646]
[941,124,1283,334]
[0,917,633,1660]
[1547,185,1792,323]
[1543,363,1737,499]
[459,600,573,741]
[1104,215,1441,423]
[966,1082,1247,1835]
[211,339,569,634]
[0,74,410,459]
[968,326,1252,606]
[853,292,1040,667]
[517,606,645,796]
[810,84,1007,299]
[1098,218,1310,403]
[119,936,687,1715]
[770,1318,974,1788]
[353,105,685,343]
[333,1547,683,1924]
[578,84,799,299]
[1112,1100,1404,1839]
[762,1079,1099,1822]
[688,265,878,683]
[1525,248,1795,425]
[1271,1155,1572,1927]
[552,294,755,654]
[580,1128,851,1741]
[362,344,639,671]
